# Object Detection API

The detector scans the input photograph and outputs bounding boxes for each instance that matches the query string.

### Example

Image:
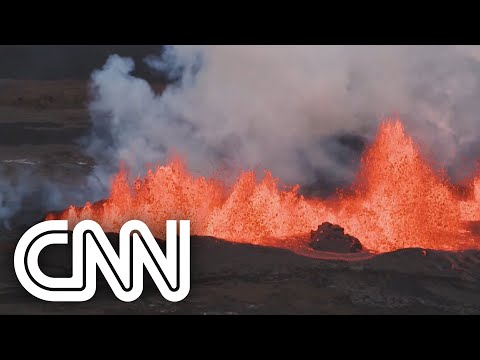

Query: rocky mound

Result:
[309,222,363,253]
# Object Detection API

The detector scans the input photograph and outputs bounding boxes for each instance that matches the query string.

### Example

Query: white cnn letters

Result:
[14,220,190,302]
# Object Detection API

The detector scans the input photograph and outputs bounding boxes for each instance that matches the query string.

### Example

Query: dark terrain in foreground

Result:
[1,78,480,314]
[1,232,480,314]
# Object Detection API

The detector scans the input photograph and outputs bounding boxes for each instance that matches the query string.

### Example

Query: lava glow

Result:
[48,119,480,253]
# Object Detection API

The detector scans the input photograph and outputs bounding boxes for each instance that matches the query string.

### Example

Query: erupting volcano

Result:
[47,118,480,253]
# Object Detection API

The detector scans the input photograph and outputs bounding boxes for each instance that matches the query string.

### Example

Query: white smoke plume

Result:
[85,45,480,197]
[4,45,480,224]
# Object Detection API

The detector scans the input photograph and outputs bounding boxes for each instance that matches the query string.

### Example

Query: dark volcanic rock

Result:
[309,222,363,253]
[4,225,480,314]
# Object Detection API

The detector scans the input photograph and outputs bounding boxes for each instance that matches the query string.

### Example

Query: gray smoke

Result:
[84,45,480,197]
[0,163,99,227]
[5,45,480,225]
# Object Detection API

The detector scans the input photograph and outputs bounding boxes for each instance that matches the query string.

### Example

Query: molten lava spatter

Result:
[332,121,466,252]
[48,118,480,253]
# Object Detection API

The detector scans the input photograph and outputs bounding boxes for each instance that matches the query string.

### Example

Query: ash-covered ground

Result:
[1,49,480,314]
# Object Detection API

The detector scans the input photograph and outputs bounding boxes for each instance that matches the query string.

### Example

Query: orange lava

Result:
[48,118,480,253]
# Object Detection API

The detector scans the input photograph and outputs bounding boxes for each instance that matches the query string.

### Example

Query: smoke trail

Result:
[85,45,480,196]
[4,45,480,224]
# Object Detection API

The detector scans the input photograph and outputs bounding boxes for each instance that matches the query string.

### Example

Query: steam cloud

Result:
[5,45,480,224]
[85,45,480,192]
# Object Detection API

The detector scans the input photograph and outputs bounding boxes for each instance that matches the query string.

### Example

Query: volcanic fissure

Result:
[46,118,480,254]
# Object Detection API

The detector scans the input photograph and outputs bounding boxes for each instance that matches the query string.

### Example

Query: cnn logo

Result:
[14,220,190,302]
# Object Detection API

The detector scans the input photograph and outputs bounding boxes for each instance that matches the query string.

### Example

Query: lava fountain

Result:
[48,118,480,253]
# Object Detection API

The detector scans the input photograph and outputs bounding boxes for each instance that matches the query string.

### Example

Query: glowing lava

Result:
[48,118,480,253]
